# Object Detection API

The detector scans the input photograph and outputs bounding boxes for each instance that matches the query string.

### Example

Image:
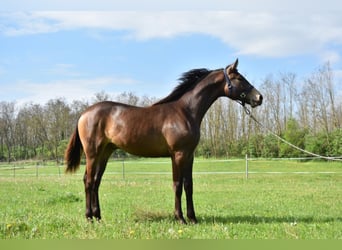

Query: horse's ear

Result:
[232,58,239,69]
[227,58,239,73]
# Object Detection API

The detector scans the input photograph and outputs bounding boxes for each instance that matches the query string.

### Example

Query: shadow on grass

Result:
[199,215,342,224]
[133,209,174,223]
[133,210,342,225]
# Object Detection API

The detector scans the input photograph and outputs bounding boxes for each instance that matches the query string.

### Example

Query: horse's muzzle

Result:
[250,94,263,107]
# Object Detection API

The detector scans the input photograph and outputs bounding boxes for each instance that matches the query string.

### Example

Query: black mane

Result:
[153,68,212,105]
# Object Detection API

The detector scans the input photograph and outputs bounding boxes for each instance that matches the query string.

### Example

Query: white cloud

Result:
[47,63,82,77]
[1,10,342,59]
[320,51,341,64]
[1,0,341,12]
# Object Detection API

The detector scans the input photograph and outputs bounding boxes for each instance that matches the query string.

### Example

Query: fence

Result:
[0,160,63,178]
[0,156,341,179]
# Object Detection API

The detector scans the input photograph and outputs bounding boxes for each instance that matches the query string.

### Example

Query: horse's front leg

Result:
[173,178,186,224]
[183,157,197,224]
[171,152,197,224]
[171,152,187,224]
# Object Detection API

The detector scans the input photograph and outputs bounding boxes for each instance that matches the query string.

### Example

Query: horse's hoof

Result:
[175,214,187,224]
[188,218,198,224]
[179,218,187,224]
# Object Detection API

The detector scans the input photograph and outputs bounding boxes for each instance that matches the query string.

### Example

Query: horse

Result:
[65,59,263,224]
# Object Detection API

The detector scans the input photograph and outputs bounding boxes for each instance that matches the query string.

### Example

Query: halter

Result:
[223,65,233,90]
[223,66,254,107]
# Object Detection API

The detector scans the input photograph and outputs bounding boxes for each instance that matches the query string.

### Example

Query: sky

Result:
[1,1,342,106]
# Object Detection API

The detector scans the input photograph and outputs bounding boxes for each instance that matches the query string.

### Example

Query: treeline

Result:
[199,62,342,158]
[1,63,341,162]
[0,92,155,163]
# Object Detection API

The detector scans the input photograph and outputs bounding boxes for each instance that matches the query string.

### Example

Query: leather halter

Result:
[223,66,254,106]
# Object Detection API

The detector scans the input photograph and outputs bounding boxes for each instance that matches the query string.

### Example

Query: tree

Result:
[92,91,112,103]
[330,129,342,156]
[280,72,297,126]
[26,103,49,159]
[261,134,279,158]
[303,63,340,134]
[45,98,71,163]
[15,107,30,159]
[1,62,341,161]
[259,75,284,135]
[0,101,16,162]
[116,91,139,106]
[279,118,306,157]
[305,131,330,156]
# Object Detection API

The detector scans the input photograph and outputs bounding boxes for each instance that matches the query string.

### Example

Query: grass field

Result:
[0,158,341,239]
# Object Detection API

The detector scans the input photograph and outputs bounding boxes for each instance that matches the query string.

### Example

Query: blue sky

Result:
[1,1,342,105]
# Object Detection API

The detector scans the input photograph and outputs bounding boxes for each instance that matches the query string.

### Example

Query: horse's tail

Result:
[65,125,83,173]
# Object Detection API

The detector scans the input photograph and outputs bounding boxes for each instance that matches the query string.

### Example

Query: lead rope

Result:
[242,105,342,162]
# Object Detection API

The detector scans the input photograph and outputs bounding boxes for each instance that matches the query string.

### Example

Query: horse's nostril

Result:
[258,94,263,103]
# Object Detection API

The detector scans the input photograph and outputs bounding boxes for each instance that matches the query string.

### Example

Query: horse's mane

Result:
[153,68,212,106]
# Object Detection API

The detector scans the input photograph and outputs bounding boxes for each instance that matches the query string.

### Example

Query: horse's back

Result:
[78,101,171,157]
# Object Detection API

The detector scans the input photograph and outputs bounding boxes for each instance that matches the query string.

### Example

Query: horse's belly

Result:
[106,111,171,157]
[121,141,170,157]
[112,133,170,157]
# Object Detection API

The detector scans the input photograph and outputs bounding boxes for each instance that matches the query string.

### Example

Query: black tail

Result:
[65,126,82,173]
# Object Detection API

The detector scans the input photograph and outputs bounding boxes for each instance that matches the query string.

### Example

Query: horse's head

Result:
[223,59,263,108]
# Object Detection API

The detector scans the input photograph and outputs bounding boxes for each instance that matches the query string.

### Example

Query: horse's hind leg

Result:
[84,159,108,221]
[84,157,96,220]
[92,147,115,220]
[84,144,115,221]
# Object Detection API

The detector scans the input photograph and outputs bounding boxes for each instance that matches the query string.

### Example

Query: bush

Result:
[279,118,306,157]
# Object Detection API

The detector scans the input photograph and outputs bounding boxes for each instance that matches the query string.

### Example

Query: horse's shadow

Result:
[199,215,342,224]
[133,209,172,223]
[133,210,342,224]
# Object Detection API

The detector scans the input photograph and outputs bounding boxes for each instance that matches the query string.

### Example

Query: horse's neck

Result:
[180,80,225,124]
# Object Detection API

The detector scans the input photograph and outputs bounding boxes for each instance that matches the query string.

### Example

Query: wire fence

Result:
[0,156,341,179]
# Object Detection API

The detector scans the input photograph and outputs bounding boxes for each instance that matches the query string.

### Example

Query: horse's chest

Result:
[162,121,200,149]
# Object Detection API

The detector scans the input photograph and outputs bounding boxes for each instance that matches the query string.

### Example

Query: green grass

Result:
[0,158,341,239]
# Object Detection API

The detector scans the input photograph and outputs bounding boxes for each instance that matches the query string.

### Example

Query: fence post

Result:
[122,158,125,180]
[245,154,249,179]
[58,163,61,177]
[36,162,39,178]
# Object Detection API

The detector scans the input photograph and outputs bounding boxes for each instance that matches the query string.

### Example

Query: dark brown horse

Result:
[65,59,262,224]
